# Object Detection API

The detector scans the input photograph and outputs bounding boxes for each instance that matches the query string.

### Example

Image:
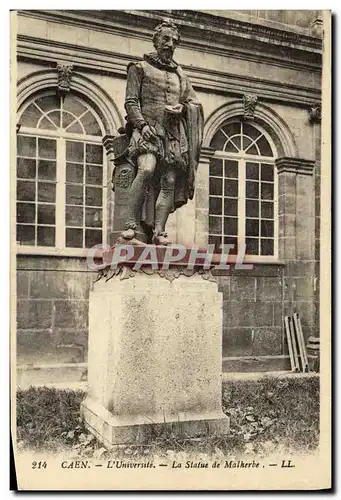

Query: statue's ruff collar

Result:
[143,52,178,72]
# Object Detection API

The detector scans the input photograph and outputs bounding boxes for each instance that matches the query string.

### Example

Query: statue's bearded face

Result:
[155,28,179,62]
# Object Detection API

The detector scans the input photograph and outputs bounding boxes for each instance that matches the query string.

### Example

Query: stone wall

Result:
[17,256,94,365]
[216,267,284,359]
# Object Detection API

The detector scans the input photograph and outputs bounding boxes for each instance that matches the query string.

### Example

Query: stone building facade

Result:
[14,10,322,384]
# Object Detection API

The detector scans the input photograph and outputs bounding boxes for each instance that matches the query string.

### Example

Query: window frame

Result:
[209,122,279,263]
[16,95,107,257]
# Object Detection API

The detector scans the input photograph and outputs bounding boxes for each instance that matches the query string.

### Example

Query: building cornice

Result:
[200,147,215,160]
[17,10,322,74]
[275,157,315,175]
[132,9,322,49]
[17,35,321,108]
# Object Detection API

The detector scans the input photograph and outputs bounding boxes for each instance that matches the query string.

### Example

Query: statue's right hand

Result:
[141,125,157,143]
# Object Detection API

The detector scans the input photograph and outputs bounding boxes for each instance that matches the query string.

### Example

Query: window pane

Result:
[261,239,274,255]
[209,197,222,214]
[261,201,274,219]
[209,216,222,234]
[81,111,101,136]
[257,135,273,156]
[210,130,226,150]
[17,136,36,157]
[224,217,238,236]
[224,236,238,255]
[224,140,238,153]
[224,160,238,179]
[224,179,238,197]
[242,136,252,151]
[38,182,56,202]
[17,158,36,179]
[261,164,274,182]
[246,162,259,180]
[85,229,102,248]
[66,141,84,162]
[66,163,84,184]
[208,234,222,252]
[261,219,274,238]
[230,136,241,151]
[35,95,60,113]
[17,181,35,202]
[245,144,259,155]
[38,138,56,159]
[246,181,259,199]
[85,208,102,228]
[224,198,238,216]
[66,185,83,205]
[209,177,222,196]
[222,122,240,137]
[66,122,83,134]
[246,238,259,255]
[62,111,77,129]
[20,103,41,128]
[38,160,56,181]
[86,165,103,186]
[86,144,103,164]
[38,204,55,225]
[66,228,83,248]
[86,187,102,207]
[246,199,259,218]
[63,95,87,117]
[246,218,259,237]
[66,206,83,227]
[17,203,35,223]
[242,123,262,141]
[45,110,61,128]
[17,225,35,245]
[261,183,274,200]
[37,226,55,246]
[38,117,57,131]
[210,158,223,177]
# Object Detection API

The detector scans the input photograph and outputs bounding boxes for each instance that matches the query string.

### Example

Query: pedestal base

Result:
[81,397,229,448]
[82,266,229,447]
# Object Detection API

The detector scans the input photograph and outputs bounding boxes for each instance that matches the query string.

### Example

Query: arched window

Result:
[209,120,278,259]
[16,92,106,252]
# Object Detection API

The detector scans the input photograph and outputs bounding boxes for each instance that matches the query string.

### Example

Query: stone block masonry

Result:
[16,256,95,365]
[216,267,285,359]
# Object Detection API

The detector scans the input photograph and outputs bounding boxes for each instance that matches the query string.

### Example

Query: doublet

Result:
[125,53,199,169]
[138,62,181,138]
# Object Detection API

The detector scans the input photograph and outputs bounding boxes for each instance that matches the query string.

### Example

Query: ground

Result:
[16,375,319,460]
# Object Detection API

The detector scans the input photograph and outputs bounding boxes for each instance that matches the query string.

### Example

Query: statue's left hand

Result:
[165,104,183,115]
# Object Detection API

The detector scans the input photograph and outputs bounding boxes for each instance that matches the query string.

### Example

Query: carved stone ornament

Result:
[117,168,134,189]
[56,63,73,95]
[308,103,321,123]
[102,135,115,156]
[93,265,217,284]
[243,93,258,120]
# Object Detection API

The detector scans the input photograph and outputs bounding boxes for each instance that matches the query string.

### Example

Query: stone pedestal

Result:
[81,267,229,448]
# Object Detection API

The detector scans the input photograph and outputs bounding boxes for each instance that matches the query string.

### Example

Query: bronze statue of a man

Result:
[121,21,204,245]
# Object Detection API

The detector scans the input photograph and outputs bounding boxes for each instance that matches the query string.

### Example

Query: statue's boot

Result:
[120,228,136,240]
[152,231,172,246]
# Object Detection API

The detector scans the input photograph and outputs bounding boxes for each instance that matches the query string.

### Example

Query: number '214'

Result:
[32,461,47,469]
